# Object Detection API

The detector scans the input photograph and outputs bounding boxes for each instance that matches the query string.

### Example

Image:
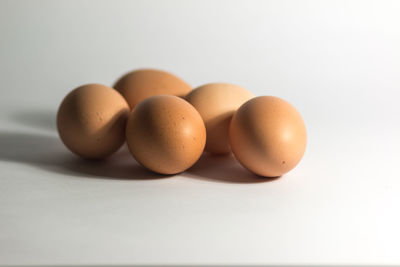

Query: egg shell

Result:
[229,96,307,177]
[57,84,130,159]
[125,95,206,175]
[114,69,191,109]
[185,83,254,154]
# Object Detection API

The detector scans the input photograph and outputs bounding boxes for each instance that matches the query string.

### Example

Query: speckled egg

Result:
[57,84,130,159]
[229,96,307,177]
[125,95,206,174]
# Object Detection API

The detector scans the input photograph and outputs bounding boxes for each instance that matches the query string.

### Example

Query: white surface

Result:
[1,0,400,265]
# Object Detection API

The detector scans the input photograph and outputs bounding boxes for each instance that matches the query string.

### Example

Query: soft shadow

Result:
[186,153,280,184]
[0,131,166,180]
[0,131,279,183]
[11,109,57,131]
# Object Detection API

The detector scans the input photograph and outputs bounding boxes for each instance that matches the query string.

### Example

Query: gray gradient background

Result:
[1,0,400,265]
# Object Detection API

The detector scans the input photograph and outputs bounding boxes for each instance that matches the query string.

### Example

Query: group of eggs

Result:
[57,69,307,177]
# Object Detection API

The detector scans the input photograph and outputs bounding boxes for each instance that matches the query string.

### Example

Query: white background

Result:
[1,0,400,265]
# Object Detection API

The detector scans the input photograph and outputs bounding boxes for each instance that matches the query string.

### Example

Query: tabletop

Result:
[1,0,400,265]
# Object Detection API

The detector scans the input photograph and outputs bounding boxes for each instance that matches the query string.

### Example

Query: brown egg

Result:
[185,83,254,154]
[229,96,307,177]
[114,69,191,109]
[57,84,130,159]
[126,95,206,175]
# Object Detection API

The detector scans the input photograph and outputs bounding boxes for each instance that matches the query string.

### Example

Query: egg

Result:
[114,69,191,109]
[229,96,307,177]
[57,84,130,159]
[185,83,254,154]
[126,95,206,175]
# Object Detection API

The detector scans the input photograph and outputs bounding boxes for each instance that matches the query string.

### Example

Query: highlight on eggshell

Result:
[229,96,307,177]
[113,68,192,109]
[57,83,130,159]
[185,83,254,154]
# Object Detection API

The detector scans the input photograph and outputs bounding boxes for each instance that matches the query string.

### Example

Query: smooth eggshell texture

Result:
[126,95,206,175]
[229,96,307,177]
[114,69,192,109]
[57,84,130,159]
[185,83,254,154]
